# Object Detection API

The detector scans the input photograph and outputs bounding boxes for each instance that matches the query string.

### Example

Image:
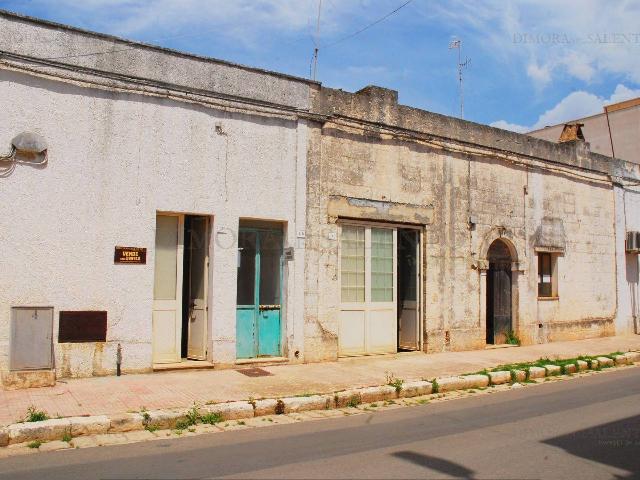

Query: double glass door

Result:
[236,227,283,358]
[339,225,397,355]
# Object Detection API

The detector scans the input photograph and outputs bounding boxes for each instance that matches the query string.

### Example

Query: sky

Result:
[2,0,639,132]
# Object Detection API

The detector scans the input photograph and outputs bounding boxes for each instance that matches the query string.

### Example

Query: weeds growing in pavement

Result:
[24,406,49,423]
[386,372,404,394]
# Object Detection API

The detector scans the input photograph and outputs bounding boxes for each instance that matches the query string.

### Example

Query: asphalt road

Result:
[1,368,639,480]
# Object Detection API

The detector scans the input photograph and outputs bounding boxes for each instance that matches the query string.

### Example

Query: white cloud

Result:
[26,0,382,48]
[489,120,529,133]
[491,83,640,132]
[421,0,640,87]
[22,0,317,47]
[526,62,552,86]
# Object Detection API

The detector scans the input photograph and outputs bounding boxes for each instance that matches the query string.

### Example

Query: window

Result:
[371,228,393,302]
[340,226,365,302]
[340,225,395,303]
[538,252,558,298]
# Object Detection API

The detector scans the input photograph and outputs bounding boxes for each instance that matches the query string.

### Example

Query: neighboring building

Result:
[0,11,638,388]
[528,98,640,164]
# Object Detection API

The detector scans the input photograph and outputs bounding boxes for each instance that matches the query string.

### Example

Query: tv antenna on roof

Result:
[312,0,322,81]
[449,37,470,119]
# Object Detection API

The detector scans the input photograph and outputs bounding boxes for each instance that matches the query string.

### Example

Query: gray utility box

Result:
[10,307,53,370]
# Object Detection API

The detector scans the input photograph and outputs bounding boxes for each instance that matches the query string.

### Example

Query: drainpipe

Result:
[116,343,122,376]
[604,105,616,158]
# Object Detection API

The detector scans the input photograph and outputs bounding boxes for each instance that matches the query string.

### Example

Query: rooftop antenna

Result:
[448,37,470,119]
[312,0,322,81]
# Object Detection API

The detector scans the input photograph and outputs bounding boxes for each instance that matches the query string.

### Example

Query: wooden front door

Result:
[487,264,512,344]
[186,216,208,360]
[339,225,397,356]
[152,214,184,364]
[486,239,513,345]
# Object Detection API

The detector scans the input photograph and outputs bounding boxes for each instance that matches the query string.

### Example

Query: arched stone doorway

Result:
[486,239,513,344]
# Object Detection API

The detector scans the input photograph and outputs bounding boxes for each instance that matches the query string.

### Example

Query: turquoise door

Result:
[236,228,283,358]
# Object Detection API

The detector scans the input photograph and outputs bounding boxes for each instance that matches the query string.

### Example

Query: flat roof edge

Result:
[0,9,320,87]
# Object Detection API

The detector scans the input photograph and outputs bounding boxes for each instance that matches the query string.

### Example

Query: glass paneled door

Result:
[236,226,283,358]
[339,224,397,356]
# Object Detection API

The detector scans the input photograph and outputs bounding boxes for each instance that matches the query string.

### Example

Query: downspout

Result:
[604,105,616,158]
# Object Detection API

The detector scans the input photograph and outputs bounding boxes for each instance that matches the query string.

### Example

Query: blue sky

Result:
[2,0,639,132]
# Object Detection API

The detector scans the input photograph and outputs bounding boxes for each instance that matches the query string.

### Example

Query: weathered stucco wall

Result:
[0,11,311,112]
[0,62,308,379]
[305,85,625,360]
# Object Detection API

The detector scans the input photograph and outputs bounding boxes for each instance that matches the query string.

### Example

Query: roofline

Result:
[528,96,640,134]
[605,96,640,113]
[0,9,320,87]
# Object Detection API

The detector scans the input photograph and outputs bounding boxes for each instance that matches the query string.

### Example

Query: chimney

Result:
[558,123,585,143]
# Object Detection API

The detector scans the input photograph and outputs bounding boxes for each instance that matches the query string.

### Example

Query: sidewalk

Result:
[2,335,639,426]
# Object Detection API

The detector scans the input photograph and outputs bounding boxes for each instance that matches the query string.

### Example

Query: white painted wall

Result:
[0,67,308,377]
[616,185,640,334]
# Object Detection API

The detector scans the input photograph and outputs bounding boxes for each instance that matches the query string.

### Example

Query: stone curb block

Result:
[613,355,628,365]
[597,357,614,367]
[253,399,278,416]
[144,410,187,430]
[528,366,546,379]
[576,360,589,371]
[202,401,254,420]
[108,413,144,433]
[334,390,363,408]
[625,351,640,363]
[488,371,511,385]
[544,365,561,376]
[0,429,8,447]
[590,359,599,369]
[513,370,527,382]
[358,385,397,403]
[8,418,71,445]
[281,395,332,413]
[437,374,489,393]
[399,380,433,398]
[70,415,110,437]
[562,364,577,374]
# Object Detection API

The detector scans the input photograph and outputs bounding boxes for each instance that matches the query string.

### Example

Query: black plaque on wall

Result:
[114,246,146,264]
[58,311,107,343]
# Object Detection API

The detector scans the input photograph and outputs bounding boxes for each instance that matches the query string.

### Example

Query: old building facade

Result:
[0,11,311,387]
[0,11,638,388]
[303,86,640,360]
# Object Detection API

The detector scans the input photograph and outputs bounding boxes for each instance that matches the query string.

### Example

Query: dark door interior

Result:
[397,229,419,351]
[487,264,512,344]
[486,240,512,345]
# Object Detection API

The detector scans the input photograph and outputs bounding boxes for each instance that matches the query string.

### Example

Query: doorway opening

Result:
[152,214,209,364]
[397,228,420,352]
[486,239,513,345]
[235,221,284,359]
[337,223,421,356]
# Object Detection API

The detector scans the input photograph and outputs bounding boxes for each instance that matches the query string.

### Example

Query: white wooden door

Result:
[187,216,208,360]
[339,225,397,356]
[398,230,420,350]
[152,214,184,364]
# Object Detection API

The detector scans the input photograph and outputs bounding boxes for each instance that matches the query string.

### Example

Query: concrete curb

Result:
[2,350,638,448]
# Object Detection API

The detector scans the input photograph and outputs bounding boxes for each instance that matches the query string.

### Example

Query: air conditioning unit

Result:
[626,231,640,253]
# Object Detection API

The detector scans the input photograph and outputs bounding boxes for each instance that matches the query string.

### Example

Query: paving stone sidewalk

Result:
[2,335,639,426]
